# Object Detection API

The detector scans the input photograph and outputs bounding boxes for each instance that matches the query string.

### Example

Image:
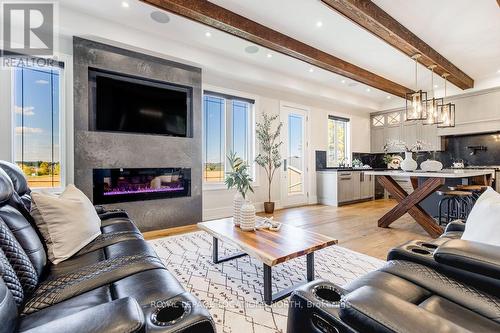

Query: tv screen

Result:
[92,71,190,137]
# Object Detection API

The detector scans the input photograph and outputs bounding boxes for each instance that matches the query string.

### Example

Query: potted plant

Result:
[225,151,254,228]
[255,114,283,214]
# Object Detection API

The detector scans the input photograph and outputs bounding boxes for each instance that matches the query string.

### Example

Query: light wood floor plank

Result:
[143,199,432,260]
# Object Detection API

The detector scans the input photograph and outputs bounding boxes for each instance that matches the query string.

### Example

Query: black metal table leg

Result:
[263,252,316,305]
[306,252,314,281]
[212,237,247,264]
[263,264,272,305]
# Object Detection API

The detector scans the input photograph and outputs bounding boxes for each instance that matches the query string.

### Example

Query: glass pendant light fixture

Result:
[424,65,444,125]
[437,73,456,128]
[405,54,428,121]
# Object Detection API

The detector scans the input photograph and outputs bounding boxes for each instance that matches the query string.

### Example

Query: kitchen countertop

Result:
[364,169,495,178]
[316,167,389,172]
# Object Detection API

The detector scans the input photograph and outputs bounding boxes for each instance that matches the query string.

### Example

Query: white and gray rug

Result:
[149,231,384,333]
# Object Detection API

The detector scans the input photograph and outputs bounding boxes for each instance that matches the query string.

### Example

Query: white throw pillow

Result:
[31,184,102,264]
[461,187,500,246]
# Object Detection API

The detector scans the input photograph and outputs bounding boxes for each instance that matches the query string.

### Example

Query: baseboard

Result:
[203,201,282,221]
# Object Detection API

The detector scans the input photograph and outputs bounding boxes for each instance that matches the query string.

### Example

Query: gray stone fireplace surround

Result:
[73,37,202,231]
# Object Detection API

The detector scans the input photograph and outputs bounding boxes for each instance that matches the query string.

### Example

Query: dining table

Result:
[364,169,494,238]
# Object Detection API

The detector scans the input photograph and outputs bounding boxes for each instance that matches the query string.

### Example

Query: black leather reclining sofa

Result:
[287,221,500,333]
[0,161,215,333]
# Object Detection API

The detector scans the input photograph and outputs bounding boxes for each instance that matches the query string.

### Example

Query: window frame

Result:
[327,115,351,167]
[8,59,67,192]
[202,86,257,190]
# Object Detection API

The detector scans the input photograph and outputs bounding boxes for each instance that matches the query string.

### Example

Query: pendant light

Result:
[424,65,444,125]
[405,54,428,121]
[437,73,456,128]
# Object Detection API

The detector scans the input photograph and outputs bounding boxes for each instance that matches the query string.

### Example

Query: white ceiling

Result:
[59,0,500,111]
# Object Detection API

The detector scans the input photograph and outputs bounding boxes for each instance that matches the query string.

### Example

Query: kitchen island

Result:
[364,169,494,238]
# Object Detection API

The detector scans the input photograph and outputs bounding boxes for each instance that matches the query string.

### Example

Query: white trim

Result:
[203,200,282,221]
[4,52,72,191]
[0,68,12,161]
[201,84,260,189]
[279,100,311,208]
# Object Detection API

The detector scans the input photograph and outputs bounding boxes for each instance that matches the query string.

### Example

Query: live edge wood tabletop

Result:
[198,218,338,267]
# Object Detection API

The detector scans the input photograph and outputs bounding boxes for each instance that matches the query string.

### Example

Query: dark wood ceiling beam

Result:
[321,0,474,90]
[141,0,412,98]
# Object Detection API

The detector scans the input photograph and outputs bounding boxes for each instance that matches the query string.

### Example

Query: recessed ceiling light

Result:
[316,21,323,27]
[386,95,392,99]
[366,88,371,92]
[244,45,259,54]
[308,68,314,73]
[341,79,346,84]
[150,11,170,24]
[121,1,129,8]
[266,53,272,58]
[205,31,212,37]
[497,69,500,74]
[434,84,439,88]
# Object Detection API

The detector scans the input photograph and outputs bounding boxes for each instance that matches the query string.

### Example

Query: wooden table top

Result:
[198,218,338,266]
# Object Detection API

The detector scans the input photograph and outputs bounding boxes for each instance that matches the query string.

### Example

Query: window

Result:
[372,115,385,127]
[203,91,254,183]
[327,116,350,167]
[12,64,63,188]
[387,112,401,126]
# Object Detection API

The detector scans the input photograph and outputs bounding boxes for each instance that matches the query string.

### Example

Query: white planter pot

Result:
[420,159,443,172]
[401,152,418,171]
[239,201,256,231]
[232,193,244,226]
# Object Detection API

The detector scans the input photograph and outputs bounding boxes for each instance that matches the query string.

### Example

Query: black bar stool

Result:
[436,190,474,226]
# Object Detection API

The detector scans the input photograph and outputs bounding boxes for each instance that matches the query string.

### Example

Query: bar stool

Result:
[436,190,474,226]
[455,185,487,202]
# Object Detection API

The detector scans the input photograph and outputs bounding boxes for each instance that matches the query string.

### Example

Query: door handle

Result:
[283,159,287,171]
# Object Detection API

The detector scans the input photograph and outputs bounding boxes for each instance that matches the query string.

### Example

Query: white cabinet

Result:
[402,121,418,147]
[371,127,385,154]
[317,171,374,206]
[371,111,442,152]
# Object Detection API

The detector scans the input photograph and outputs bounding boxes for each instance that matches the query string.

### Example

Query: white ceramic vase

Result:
[239,200,256,231]
[232,192,244,226]
[401,152,418,172]
[420,159,443,172]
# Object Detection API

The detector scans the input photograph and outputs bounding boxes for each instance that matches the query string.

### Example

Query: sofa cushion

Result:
[462,187,500,246]
[31,185,101,264]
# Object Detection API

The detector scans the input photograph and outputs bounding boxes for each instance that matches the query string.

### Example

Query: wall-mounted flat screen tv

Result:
[89,69,192,137]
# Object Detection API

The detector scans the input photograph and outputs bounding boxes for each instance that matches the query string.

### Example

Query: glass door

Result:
[280,105,309,207]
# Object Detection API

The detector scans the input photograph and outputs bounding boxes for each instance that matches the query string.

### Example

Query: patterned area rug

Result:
[149,231,384,333]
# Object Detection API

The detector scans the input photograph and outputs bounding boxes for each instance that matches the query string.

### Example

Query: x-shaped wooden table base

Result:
[378,176,444,238]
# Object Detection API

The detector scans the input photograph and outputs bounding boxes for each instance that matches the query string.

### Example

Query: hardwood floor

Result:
[143,199,432,260]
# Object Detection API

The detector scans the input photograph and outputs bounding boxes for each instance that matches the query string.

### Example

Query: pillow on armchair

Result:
[31,184,101,264]
[461,187,500,247]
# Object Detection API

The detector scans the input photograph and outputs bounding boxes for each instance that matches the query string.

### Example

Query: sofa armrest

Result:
[434,239,500,279]
[20,297,144,333]
[445,220,466,233]
[340,286,471,333]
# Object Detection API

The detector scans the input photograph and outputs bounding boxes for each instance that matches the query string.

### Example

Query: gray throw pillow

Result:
[31,184,101,264]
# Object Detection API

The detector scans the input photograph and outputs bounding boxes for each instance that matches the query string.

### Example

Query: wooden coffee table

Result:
[198,218,338,305]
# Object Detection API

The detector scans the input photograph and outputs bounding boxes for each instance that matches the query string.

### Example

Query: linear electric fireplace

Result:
[93,168,191,204]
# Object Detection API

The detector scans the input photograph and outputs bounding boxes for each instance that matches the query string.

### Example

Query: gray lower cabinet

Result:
[360,173,375,199]
[317,171,374,206]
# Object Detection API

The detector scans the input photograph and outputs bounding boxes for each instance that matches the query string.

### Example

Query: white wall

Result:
[202,74,371,220]
[1,6,371,221]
